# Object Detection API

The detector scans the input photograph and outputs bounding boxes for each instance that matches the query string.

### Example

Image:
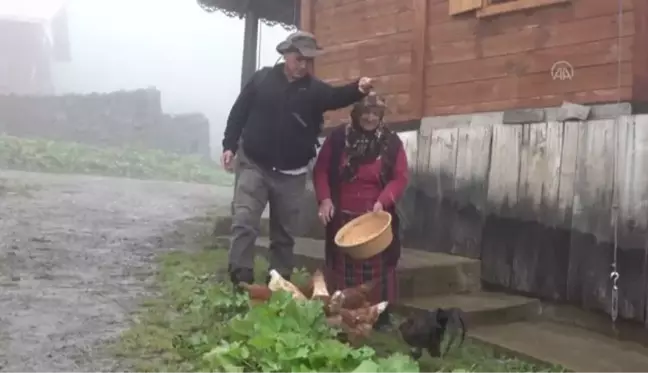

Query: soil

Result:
[0,169,232,371]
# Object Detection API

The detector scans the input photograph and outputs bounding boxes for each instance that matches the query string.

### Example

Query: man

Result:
[221,31,373,286]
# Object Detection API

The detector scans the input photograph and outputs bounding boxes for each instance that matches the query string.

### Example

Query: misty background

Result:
[50,0,291,159]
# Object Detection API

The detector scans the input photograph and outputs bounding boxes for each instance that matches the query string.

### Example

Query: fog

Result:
[50,0,291,158]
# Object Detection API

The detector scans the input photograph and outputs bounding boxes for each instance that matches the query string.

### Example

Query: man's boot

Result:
[229,265,254,292]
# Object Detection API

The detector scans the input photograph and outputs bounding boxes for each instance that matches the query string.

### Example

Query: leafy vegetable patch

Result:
[114,249,566,372]
[0,134,233,185]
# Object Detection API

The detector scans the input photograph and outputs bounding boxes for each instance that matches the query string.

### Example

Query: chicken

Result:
[325,290,345,316]
[398,307,466,359]
[337,301,389,345]
[340,301,388,326]
[267,269,307,300]
[311,269,329,298]
[338,279,378,310]
[238,283,272,304]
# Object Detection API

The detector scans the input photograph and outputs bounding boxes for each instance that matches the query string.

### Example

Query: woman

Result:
[313,92,409,330]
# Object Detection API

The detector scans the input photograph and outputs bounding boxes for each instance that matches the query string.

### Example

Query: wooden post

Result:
[410,0,428,119]
[240,0,259,89]
[233,0,259,216]
[300,0,314,32]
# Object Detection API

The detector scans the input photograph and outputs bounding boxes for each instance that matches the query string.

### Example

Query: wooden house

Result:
[205,0,648,334]
[299,0,644,127]
[298,0,648,333]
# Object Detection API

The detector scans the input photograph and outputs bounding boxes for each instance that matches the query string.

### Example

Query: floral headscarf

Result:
[341,92,393,182]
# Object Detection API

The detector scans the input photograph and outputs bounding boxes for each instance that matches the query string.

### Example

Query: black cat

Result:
[398,307,466,359]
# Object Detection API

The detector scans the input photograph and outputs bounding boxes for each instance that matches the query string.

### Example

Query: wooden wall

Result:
[307,0,416,126]
[425,0,636,115]
[399,115,648,324]
[308,0,647,124]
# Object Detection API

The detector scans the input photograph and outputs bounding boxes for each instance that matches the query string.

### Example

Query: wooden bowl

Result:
[334,211,393,260]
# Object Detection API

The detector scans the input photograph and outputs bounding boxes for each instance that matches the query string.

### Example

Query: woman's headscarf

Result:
[341,92,393,182]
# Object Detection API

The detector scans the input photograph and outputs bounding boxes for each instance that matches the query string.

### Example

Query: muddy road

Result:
[0,170,233,371]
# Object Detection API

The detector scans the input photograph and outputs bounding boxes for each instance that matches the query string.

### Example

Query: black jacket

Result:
[222,63,366,171]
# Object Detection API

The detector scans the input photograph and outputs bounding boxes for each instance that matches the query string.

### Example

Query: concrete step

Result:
[395,291,540,328]
[212,235,481,298]
[470,321,648,371]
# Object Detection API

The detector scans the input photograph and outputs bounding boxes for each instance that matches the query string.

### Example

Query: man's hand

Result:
[373,201,383,212]
[221,150,235,173]
[318,198,335,225]
[358,77,373,94]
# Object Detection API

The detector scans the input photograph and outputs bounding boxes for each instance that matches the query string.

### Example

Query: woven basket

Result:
[334,211,393,260]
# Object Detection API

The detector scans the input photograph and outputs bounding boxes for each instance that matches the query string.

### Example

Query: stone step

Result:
[470,321,648,371]
[212,235,481,298]
[394,291,540,328]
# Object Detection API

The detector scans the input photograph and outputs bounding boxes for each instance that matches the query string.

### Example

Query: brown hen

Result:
[338,301,389,345]
[338,279,378,309]
[239,283,272,305]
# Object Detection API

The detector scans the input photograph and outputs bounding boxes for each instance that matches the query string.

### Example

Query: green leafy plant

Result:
[115,249,566,373]
[0,134,233,185]
[200,291,420,372]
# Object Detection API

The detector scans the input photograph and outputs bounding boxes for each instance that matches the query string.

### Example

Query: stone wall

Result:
[0,88,210,157]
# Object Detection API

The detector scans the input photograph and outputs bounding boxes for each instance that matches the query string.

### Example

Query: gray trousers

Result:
[229,148,306,277]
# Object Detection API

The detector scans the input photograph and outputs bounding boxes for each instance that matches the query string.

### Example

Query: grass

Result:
[114,247,567,372]
[0,134,234,186]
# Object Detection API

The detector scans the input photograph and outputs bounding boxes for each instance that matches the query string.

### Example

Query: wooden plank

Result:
[426,36,633,86]
[425,86,634,117]
[300,0,314,32]
[425,128,459,254]
[515,122,563,223]
[452,124,493,258]
[448,0,483,16]
[567,119,615,312]
[517,62,633,99]
[608,115,648,323]
[476,0,569,19]
[482,124,522,287]
[478,12,634,59]
[486,124,522,217]
[454,124,493,211]
[429,128,459,200]
[316,11,413,46]
[316,32,412,66]
[632,0,648,102]
[410,0,427,118]
[426,0,633,33]
[426,63,632,108]
[573,0,634,19]
[632,116,648,327]
[511,121,567,297]
[557,121,579,230]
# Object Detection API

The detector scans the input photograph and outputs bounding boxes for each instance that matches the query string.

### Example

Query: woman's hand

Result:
[373,201,383,212]
[318,198,335,225]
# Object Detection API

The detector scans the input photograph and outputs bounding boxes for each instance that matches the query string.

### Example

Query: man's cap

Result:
[276,31,323,58]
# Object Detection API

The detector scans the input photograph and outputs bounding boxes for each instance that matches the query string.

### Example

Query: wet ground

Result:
[0,170,233,371]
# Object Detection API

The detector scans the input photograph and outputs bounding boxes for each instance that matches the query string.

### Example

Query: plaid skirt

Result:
[324,211,399,304]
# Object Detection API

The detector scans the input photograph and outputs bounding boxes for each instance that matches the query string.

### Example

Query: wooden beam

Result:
[300,0,314,32]
[632,0,648,102]
[477,0,570,18]
[240,1,259,89]
[410,0,428,119]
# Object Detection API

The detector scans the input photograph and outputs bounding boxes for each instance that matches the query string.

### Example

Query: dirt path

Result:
[0,170,232,371]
